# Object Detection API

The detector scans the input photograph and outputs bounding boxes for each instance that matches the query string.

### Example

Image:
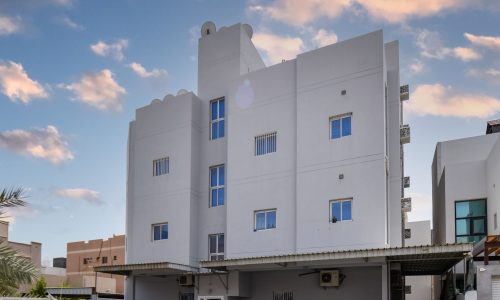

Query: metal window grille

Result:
[404,228,411,239]
[255,132,277,156]
[153,157,169,176]
[273,291,293,300]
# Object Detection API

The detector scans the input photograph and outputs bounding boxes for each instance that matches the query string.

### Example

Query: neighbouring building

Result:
[66,234,125,294]
[95,21,472,300]
[0,220,42,292]
[53,257,67,268]
[432,120,500,299]
[404,221,432,300]
[41,266,67,287]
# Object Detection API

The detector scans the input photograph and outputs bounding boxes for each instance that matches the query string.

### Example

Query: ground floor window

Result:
[273,291,293,300]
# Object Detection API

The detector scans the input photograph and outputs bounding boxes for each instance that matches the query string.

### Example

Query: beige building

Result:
[67,234,125,294]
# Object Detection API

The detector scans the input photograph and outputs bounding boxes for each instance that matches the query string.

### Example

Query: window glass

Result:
[342,116,351,136]
[256,212,266,230]
[219,166,225,185]
[267,211,276,229]
[211,190,218,207]
[218,120,225,137]
[218,189,224,206]
[218,234,225,253]
[211,101,218,121]
[211,122,218,140]
[342,200,352,220]
[331,119,341,139]
[210,168,217,187]
[219,100,225,118]
[161,224,168,239]
[331,202,341,222]
[473,219,485,234]
[153,225,161,241]
[456,219,469,235]
[456,202,469,218]
[209,235,217,253]
[469,201,486,216]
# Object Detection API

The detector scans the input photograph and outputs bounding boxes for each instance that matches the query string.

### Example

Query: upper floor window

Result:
[208,233,224,261]
[153,157,169,176]
[210,98,225,140]
[255,209,276,231]
[330,113,352,139]
[455,199,486,243]
[210,165,224,207]
[330,198,352,223]
[255,132,277,156]
[152,222,168,241]
[102,256,108,264]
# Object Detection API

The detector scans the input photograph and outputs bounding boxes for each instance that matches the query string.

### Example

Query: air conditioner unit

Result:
[320,270,339,287]
[401,197,412,213]
[400,84,409,101]
[400,125,410,144]
[403,176,410,188]
[178,275,194,286]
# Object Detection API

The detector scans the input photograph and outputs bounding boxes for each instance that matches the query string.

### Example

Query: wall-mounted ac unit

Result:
[403,176,410,188]
[320,270,339,287]
[178,275,194,286]
[401,197,412,213]
[400,84,409,101]
[400,125,410,144]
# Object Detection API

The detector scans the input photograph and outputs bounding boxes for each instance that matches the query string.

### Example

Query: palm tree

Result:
[0,188,38,295]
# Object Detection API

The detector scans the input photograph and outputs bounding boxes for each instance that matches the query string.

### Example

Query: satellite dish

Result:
[163,94,175,102]
[177,89,188,96]
[201,21,216,37]
[151,98,161,105]
[242,24,253,39]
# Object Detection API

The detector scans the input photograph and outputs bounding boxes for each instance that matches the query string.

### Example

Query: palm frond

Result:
[0,188,27,209]
[0,243,38,296]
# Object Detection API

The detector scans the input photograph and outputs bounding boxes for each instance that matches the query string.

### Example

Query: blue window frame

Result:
[254,209,276,231]
[152,223,168,241]
[210,98,225,140]
[330,114,352,139]
[153,157,169,176]
[255,132,277,156]
[210,165,224,207]
[330,199,352,223]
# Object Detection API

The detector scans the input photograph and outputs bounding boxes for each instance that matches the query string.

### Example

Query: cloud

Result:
[0,60,48,103]
[464,32,500,51]
[252,31,305,64]
[405,83,500,118]
[59,16,84,31]
[2,205,38,226]
[248,0,474,26]
[312,28,338,47]
[0,15,22,36]
[129,62,167,78]
[416,29,481,61]
[409,59,426,74]
[54,188,103,205]
[60,69,126,111]
[468,68,500,84]
[0,125,74,164]
[90,39,129,61]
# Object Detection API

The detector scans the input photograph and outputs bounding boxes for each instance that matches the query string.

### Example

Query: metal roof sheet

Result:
[94,261,199,276]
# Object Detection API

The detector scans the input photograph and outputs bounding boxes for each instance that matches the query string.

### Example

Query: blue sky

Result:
[0,0,499,265]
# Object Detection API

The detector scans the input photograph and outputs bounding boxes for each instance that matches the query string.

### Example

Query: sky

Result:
[0,0,499,265]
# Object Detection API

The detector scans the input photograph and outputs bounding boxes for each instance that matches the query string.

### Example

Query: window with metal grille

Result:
[180,294,194,300]
[404,228,411,239]
[405,285,412,294]
[153,157,169,176]
[208,233,224,261]
[210,165,224,207]
[330,113,352,139]
[210,97,225,140]
[255,132,277,156]
[273,291,293,300]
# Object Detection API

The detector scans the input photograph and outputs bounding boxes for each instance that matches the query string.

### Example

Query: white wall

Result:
[405,221,432,300]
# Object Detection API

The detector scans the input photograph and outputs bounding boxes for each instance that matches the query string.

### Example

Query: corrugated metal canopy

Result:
[200,244,472,276]
[94,261,199,276]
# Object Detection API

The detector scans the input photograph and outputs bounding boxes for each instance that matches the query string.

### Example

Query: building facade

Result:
[118,21,411,300]
[404,221,432,300]
[66,234,125,294]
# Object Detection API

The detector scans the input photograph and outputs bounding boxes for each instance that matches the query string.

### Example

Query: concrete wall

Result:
[486,137,500,236]
[8,241,41,268]
[476,263,500,300]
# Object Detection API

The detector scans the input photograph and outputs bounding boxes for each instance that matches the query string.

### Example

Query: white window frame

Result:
[210,97,225,140]
[329,198,353,223]
[209,165,224,207]
[153,157,169,176]
[255,132,277,156]
[152,222,168,241]
[329,113,352,140]
[254,209,277,231]
[208,233,224,261]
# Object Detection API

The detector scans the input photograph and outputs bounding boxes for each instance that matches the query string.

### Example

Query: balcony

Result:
[400,124,410,144]
[401,197,411,213]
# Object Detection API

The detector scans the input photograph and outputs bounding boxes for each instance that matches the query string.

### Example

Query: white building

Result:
[432,121,500,299]
[96,21,472,300]
[404,221,432,300]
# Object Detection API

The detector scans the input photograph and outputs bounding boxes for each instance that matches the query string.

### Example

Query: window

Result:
[405,285,412,294]
[210,98,225,140]
[330,199,352,223]
[102,256,108,264]
[255,132,277,156]
[83,257,92,265]
[153,157,169,176]
[113,256,117,261]
[210,165,224,207]
[254,209,276,231]
[152,223,168,241]
[208,233,224,261]
[455,199,486,243]
[404,228,411,239]
[330,113,352,139]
